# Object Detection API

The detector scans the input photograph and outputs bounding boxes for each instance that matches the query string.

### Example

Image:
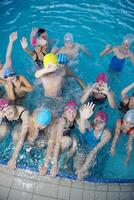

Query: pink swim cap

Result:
[95,111,108,123]
[0,99,10,110]
[31,37,37,47]
[96,73,108,83]
[64,99,78,111]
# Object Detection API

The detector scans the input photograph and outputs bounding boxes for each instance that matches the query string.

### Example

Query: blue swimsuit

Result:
[109,55,125,72]
[82,129,104,151]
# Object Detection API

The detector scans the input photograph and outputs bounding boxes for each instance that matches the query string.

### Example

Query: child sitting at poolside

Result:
[0,99,29,170]
[110,109,134,164]
[75,103,111,180]
[100,34,134,72]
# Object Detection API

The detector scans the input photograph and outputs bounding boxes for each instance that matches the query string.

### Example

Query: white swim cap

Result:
[64,33,74,43]
[123,34,134,46]
[124,109,134,123]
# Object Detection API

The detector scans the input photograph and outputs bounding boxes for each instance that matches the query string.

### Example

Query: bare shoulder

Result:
[103,128,111,139]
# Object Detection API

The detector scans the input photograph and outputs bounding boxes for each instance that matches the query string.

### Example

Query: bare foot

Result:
[8,158,16,170]
[39,165,48,176]
[50,164,59,177]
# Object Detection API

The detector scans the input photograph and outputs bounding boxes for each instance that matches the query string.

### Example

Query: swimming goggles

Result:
[64,105,78,111]
[4,73,16,79]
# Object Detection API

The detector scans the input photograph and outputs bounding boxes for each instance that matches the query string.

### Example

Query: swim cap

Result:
[95,111,108,123]
[64,99,78,111]
[64,33,74,43]
[31,38,37,47]
[43,53,58,68]
[2,67,16,79]
[96,73,108,83]
[124,109,134,123]
[123,34,134,46]
[36,37,47,47]
[36,109,52,126]
[0,99,10,110]
[58,53,68,65]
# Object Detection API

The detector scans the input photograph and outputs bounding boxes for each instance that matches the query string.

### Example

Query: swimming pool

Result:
[0,0,134,183]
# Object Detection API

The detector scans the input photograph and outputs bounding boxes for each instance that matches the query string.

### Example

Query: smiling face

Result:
[124,119,134,131]
[65,108,77,122]
[93,116,105,132]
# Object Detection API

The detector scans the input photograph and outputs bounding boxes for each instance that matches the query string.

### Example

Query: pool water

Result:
[0,0,134,182]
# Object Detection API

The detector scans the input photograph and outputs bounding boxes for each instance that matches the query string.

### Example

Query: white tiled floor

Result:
[0,165,134,200]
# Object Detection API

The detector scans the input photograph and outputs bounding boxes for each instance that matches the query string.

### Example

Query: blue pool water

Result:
[0,0,134,182]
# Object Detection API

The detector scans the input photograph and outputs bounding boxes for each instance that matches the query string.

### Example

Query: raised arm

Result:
[110,120,121,156]
[20,37,35,57]
[65,67,86,90]
[78,102,95,133]
[100,44,113,56]
[101,83,116,109]
[35,64,58,79]
[80,83,96,104]
[4,32,18,67]
[18,76,33,92]
[121,82,134,100]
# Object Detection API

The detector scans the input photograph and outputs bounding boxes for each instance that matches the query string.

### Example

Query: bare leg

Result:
[0,123,9,141]
[39,132,56,176]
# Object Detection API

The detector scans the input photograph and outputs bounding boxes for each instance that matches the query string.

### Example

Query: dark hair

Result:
[38,28,46,36]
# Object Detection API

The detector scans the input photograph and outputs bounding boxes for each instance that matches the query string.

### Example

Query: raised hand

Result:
[101,83,110,95]
[31,27,38,36]
[105,44,111,51]
[20,37,28,49]
[9,32,18,42]
[79,102,95,120]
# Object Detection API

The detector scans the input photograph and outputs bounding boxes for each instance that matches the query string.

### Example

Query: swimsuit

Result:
[109,55,125,72]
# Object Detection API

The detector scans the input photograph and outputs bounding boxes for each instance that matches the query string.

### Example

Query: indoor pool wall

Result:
[0,0,134,183]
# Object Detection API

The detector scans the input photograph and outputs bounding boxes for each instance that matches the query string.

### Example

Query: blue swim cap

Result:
[124,109,134,123]
[58,53,68,65]
[2,67,15,78]
[36,109,52,126]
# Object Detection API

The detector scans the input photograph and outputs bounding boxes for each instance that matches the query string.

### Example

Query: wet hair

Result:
[38,28,46,37]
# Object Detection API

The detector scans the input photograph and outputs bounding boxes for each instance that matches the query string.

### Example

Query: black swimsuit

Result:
[88,94,107,105]
[34,51,46,69]
[63,118,75,137]
[119,98,131,113]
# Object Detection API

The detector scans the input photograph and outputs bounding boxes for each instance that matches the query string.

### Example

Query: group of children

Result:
[0,28,134,180]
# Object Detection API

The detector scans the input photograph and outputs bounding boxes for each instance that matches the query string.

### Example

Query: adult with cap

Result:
[0,98,29,170]
[75,103,111,180]
[81,73,116,108]
[51,32,92,62]
[27,108,53,148]
[110,109,134,164]
[0,67,32,103]
[100,34,134,72]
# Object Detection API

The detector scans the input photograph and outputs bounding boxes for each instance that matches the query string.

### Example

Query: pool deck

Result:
[0,164,133,200]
